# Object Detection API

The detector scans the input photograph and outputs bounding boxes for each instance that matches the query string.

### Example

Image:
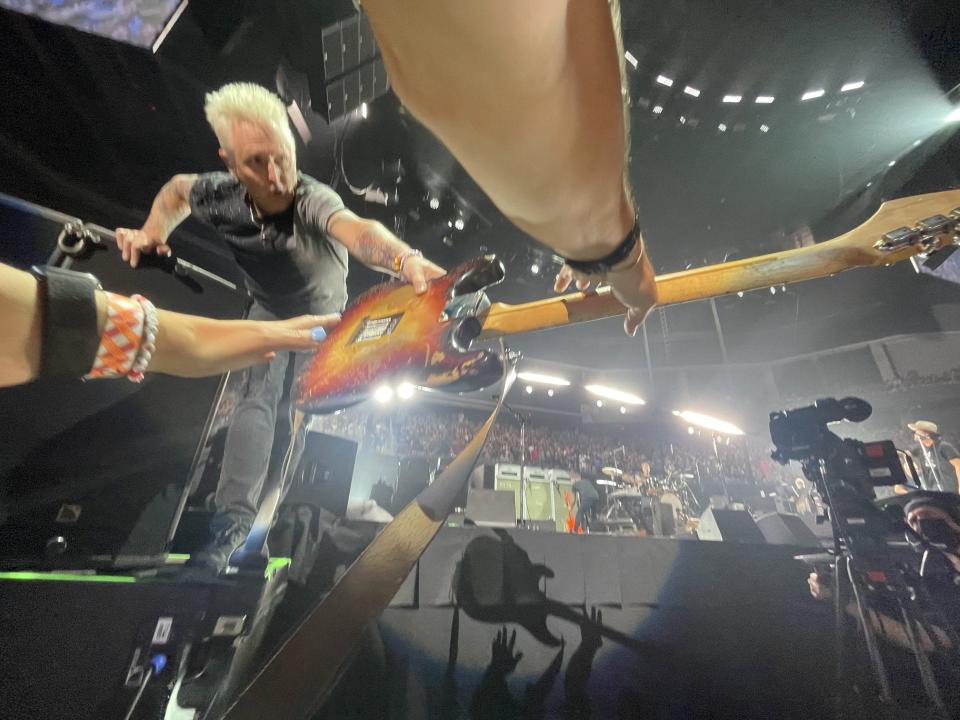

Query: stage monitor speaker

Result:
[464,489,517,528]
[394,456,430,514]
[755,512,821,548]
[284,432,358,517]
[697,508,766,543]
[0,196,246,569]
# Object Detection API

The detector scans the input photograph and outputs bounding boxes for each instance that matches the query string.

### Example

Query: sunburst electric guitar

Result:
[294,190,960,413]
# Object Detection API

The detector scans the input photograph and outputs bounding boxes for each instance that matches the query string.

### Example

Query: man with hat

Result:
[908,420,960,494]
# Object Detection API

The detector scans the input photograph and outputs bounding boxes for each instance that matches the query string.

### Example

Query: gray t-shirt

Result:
[189,172,348,317]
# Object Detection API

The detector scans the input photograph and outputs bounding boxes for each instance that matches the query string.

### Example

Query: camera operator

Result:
[908,420,960,495]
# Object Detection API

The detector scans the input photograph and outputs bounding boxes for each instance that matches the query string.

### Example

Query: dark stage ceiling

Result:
[0,0,959,380]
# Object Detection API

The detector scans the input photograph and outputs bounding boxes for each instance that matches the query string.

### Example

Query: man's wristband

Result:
[394,249,423,276]
[560,217,641,275]
[29,265,102,378]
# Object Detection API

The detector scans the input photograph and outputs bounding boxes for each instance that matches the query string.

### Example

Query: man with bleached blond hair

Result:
[115,82,444,568]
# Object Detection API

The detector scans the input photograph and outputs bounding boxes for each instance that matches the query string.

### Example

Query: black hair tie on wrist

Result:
[560,216,640,275]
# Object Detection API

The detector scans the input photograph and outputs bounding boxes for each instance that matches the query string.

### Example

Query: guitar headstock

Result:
[837,189,960,267]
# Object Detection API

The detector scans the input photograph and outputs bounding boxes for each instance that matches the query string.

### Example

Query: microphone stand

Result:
[502,402,529,526]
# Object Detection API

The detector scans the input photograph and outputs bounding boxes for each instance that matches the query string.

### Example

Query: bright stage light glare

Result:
[596,400,604,408]
[624,51,639,69]
[547,389,555,397]
[620,406,627,414]
[530,263,540,275]
[359,102,368,119]
[374,385,394,403]
[722,95,742,103]
[840,81,864,92]
[653,105,663,114]
[454,217,465,231]
[656,75,674,87]
[684,86,700,97]
[397,382,415,399]
[755,95,775,104]
[946,107,960,123]
[428,196,440,210]
[677,410,745,436]
[688,426,695,435]
[585,384,645,405]
[801,89,825,101]
[718,123,727,132]
[517,372,570,386]
[525,385,534,394]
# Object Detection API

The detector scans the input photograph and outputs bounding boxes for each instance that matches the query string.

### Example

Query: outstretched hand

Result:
[401,255,446,294]
[555,258,657,337]
[115,228,171,268]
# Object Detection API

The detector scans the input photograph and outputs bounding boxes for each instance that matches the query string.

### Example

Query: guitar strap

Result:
[222,353,517,720]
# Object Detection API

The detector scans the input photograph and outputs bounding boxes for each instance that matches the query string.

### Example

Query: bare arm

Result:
[327,209,445,292]
[361,0,656,333]
[116,173,197,267]
[0,263,338,387]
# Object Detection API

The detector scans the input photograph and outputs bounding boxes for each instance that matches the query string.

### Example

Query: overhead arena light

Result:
[801,89,825,101]
[585,384,645,405]
[517,372,571,386]
[683,86,700,97]
[374,385,394,403]
[840,81,864,92]
[946,107,960,123]
[722,95,742,103]
[656,75,674,87]
[396,382,416,400]
[676,410,745,435]
[718,123,727,132]
[760,124,770,133]
[755,95,775,104]
[653,105,664,114]
[625,51,639,69]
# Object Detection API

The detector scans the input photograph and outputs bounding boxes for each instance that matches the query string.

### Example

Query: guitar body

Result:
[293,256,506,414]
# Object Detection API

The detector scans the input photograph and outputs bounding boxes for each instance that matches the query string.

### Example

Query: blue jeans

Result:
[213,303,309,532]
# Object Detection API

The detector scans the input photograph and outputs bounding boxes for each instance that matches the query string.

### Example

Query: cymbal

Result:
[602,466,624,477]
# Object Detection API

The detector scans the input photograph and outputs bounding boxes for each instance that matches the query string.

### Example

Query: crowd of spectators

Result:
[310,405,766,485]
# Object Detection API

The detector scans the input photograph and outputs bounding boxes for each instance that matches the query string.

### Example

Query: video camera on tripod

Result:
[769,397,960,718]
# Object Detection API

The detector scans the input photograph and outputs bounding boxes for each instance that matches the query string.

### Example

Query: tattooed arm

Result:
[326,209,445,293]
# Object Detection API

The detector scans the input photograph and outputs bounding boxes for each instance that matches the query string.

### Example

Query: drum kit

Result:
[595,466,702,536]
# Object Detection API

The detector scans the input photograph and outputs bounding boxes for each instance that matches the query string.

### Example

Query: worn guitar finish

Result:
[295,190,960,413]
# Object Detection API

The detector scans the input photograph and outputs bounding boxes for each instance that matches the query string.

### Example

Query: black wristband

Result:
[29,265,101,378]
[561,216,641,275]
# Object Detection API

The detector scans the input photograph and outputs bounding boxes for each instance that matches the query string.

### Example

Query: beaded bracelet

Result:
[127,295,159,383]
[84,292,145,380]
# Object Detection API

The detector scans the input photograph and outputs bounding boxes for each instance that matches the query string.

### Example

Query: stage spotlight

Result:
[888,160,896,167]
[653,105,663,114]
[525,385,534,394]
[770,286,776,295]
[722,95,742,103]
[585,384,645,405]
[736,291,744,298]
[625,51,639,69]
[760,124,769,133]
[397,382,415,399]
[620,406,627,414]
[945,107,960,123]
[780,285,786,292]
[755,95,775,104]
[517,372,570,386]
[656,75,674,87]
[683,86,700,97]
[671,410,681,416]
[677,409,745,435]
[447,220,453,227]
[428,196,440,210]
[530,262,540,275]
[374,385,394,403]
[596,400,604,408]
[547,389,555,397]
[840,81,864,92]
[688,426,695,435]
[801,89,825,101]
[454,217,465,231]
[359,102,368,119]
[718,123,727,132]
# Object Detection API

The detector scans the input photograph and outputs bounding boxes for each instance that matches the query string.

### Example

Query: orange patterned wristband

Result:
[84,292,145,380]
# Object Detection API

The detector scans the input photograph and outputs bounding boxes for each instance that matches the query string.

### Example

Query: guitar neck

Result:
[477,226,918,340]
